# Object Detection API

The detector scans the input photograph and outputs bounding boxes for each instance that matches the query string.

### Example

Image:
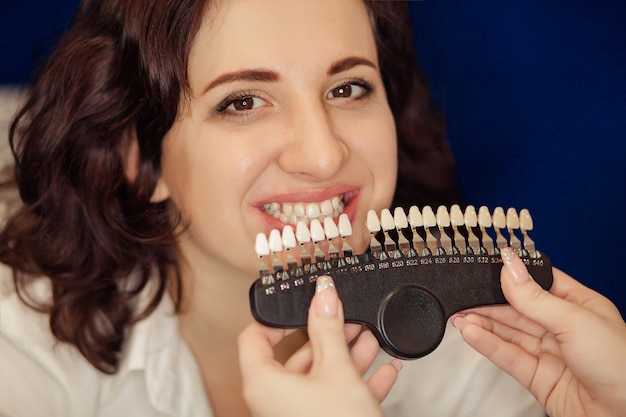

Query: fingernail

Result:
[451,314,468,330]
[501,247,529,285]
[315,275,338,317]
[390,359,403,372]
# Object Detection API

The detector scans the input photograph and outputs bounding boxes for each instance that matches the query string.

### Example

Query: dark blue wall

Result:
[409,1,626,316]
[1,1,625,315]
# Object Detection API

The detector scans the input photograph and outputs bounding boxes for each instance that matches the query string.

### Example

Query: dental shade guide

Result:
[250,206,553,360]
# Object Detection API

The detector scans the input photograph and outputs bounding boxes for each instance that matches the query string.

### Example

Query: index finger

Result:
[238,321,296,376]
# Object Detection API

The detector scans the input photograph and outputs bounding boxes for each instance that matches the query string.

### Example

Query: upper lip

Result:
[253,184,359,206]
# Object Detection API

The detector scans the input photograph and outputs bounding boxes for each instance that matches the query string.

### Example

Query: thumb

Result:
[307,275,353,371]
[499,247,582,335]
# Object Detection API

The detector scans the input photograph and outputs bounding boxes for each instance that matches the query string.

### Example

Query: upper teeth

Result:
[263,195,345,225]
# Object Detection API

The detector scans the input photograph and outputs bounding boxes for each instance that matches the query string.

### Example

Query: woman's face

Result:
[157,0,397,277]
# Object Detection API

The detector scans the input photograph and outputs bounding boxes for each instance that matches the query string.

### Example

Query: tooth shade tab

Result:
[268,229,283,253]
[295,221,311,244]
[380,208,395,232]
[256,205,542,282]
[408,206,423,228]
[450,205,464,228]
[506,208,520,230]
[338,213,353,237]
[436,206,451,228]
[393,207,409,229]
[421,206,437,228]
[519,208,534,231]
[477,206,492,228]
[309,219,325,243]
[255,233,270,257]
[492,207,506,229]
[323,216,339,239]
[282,225,297,249]
[464,205,478,228]
[366,210,381,234]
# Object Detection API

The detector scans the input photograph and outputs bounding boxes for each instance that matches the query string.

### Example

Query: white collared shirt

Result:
[0,263,544,417]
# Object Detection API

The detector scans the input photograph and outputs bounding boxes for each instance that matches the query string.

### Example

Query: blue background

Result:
[1,1,625,315]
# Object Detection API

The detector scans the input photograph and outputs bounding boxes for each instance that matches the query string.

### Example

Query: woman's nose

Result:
[277,101,348,181]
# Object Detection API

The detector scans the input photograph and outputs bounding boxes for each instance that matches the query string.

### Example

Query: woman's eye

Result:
[326,82,370,100]
[226,96,266,111]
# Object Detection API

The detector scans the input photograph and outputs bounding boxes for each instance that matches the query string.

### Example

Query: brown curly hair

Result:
[0,0,460,374]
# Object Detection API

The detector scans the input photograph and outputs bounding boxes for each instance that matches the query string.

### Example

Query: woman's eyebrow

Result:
[201,69,280,95]
[327,56,377,76]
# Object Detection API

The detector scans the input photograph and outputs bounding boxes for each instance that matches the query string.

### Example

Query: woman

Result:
[0,0,541,416]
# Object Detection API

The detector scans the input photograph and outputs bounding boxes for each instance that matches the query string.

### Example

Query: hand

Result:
[452,247,626,417]
[238,275,401,417]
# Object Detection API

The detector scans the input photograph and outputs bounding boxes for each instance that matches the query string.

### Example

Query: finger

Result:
[238,321,296,379]
[499,248,599,338]
[365,360,402,402]
[456,304,547,339]
[307,275,355,374]
[283,323,363,373]
[347,329,381,376]
[452,314,540,391]
[455,311,560,358]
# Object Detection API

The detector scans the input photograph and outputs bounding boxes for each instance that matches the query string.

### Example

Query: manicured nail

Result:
[451,314,468,330]
[500,247,529,285]
[315,275,338,317]
[390,359,403,372]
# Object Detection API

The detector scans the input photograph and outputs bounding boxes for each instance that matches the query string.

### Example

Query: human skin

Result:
[151,0,398,415]
[453,248,626,417]
[238,275,401,417]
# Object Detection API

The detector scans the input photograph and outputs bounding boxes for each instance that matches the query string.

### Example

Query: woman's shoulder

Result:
[0,265,104,415]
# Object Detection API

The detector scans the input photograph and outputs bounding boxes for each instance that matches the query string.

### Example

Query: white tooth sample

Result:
[254,233,270,257]
[279,214,288,223]
[393,207,408,229]
[323,217,339,239]
[295,220,311,244]
[506,207,521,250]
[464,205,479,254]
[268,229,283,253]
[421,206,437,228]
[436,205,450,228]
[380,208,395,232]
[464,205,478,228]
[320,199,333,216]
[408,206,423,228]
[309,219,325,243]
[506,208,520,230]
[436,205,452,253]
[306,203,321,219]
[282,203,293,217]
[366,210,381,234]
[450,204,464,228]
[477,206,492,228]
[519,208,534,231]
[338,213,352,237]
[519,208,536,256]
[491,206,507,250]
[332,196,340,209]
[281,225,296,249]
[421,205,438,254]
[492,207,506,229]
[270,202,280,212]
[294,203,306,217]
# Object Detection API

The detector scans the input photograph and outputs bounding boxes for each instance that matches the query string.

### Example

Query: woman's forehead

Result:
[188,0,378,87]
